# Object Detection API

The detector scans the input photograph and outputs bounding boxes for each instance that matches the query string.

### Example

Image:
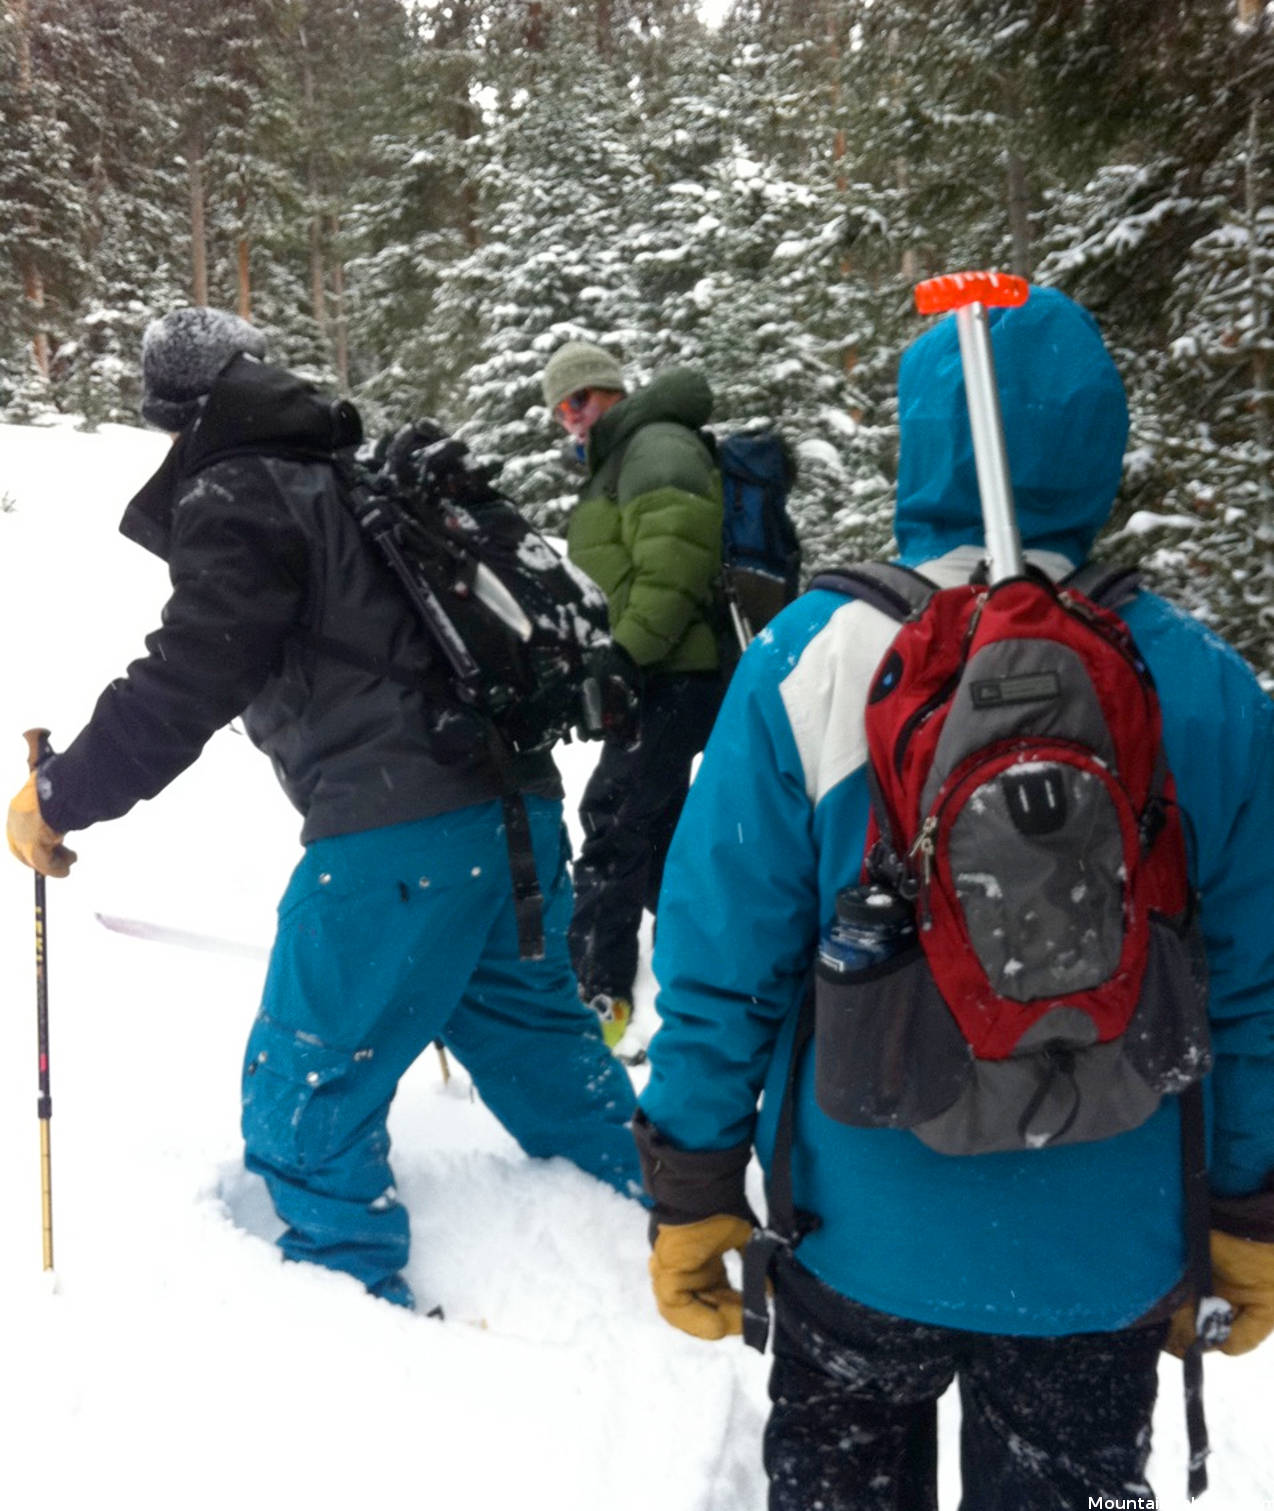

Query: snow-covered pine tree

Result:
[422,6,663,524]
[0,0,88,417]
[45,0,188,426]
[1033,0,1273,681]
[344,0,496,428]
[287,0,415,394]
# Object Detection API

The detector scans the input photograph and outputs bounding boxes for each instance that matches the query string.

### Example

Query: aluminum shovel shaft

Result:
[954,303,1023,584]
[915,272,1029,585]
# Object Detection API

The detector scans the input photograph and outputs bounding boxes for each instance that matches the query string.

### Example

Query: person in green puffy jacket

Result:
[541,341,727,1053]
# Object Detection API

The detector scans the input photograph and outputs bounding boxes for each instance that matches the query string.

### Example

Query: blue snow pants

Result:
[241,796,641,1302]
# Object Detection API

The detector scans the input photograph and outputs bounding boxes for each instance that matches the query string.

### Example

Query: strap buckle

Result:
[741,1227,789,1353]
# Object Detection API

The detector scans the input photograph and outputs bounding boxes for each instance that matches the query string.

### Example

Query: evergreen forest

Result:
[3,1,1271,681]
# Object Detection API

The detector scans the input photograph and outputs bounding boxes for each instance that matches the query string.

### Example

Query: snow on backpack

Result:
[810,558,1211,1155]
[715,430,801,652]
[331,418,611,761]
[324,416,613,961]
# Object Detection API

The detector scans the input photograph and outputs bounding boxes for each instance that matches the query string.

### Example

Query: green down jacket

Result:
[566,368,723,674]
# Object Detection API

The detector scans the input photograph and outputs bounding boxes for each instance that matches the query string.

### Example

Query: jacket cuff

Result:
[34,754,74,836]
[633,1109,755,1230]
[1212,1174,1274,1243]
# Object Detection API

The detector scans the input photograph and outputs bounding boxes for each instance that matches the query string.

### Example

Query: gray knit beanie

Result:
[140,307,268,430]
[540,341,626,412]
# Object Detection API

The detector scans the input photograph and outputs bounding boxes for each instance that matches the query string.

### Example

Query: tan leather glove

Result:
[7,770,77,878]
[649,1214,753,1341]
[1166,1229,1274,1358]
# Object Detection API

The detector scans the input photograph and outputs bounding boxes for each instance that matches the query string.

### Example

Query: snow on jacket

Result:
[639,287,1274,1336]
[40,356,559,843]
[567,367,723,674]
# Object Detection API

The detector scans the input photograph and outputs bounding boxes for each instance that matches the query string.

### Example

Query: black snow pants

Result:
[569,669,725,1002]
[765,1253,1168,1511]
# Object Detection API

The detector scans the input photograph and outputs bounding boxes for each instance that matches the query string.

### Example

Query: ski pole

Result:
[915,272,1030,584]
[23,727,55,1274]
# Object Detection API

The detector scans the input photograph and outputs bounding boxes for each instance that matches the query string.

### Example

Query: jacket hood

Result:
[894,285,1128,568]
[590,366,712,469]
[121,356,361,558]
[186,354,359,465]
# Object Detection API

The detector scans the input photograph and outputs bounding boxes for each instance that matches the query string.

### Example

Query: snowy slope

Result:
[1,420,1270,1511]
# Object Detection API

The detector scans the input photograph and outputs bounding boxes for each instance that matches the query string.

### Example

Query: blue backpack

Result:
[716,430,801,651]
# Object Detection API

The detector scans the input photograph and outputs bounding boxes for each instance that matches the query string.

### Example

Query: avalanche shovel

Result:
[23,728,55,1280]
[913,271,1225,1501]
[914,271,1029,584]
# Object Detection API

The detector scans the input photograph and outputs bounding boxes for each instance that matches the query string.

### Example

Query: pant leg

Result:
[765,1255,955,1511]
[956,1321,1168,1511]
[569,672,724,999]
[638,672,725,912]
[444,797,643,1197]
[242,807,513,1296]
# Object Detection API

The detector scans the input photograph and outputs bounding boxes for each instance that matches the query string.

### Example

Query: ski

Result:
[95,913,269,961]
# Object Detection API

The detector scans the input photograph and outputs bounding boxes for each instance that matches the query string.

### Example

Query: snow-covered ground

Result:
[1,419,1270,1510]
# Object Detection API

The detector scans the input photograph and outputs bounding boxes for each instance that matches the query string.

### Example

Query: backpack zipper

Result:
[891,590,984,780]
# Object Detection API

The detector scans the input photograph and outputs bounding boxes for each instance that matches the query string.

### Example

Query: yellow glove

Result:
[649,1214,753,1341]
[1166,1230,1274,1358]
[7,770,77,878]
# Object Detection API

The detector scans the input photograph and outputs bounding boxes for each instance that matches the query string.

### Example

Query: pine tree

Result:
[0,0,89,414]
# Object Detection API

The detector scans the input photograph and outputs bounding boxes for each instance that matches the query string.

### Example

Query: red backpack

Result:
[809,560,1210,1154]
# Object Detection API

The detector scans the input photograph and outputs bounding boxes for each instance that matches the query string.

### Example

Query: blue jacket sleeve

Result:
[1127,595,1274,1198]
[639,617,822,1151]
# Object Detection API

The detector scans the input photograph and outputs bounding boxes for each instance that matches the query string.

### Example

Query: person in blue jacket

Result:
[634,286,1274,1509]
[7,308,642,1313]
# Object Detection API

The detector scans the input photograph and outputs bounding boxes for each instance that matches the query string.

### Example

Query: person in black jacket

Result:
[6,308,641,1309]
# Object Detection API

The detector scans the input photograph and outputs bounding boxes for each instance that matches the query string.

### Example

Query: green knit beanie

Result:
[540,341,626,411]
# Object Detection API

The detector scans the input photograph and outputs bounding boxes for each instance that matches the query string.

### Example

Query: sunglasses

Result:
[556,389,593,417]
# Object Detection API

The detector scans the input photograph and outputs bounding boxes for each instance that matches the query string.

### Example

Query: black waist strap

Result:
[743,976,818,1352]
[304,632,545,960]
[1180,1078,1227,1501]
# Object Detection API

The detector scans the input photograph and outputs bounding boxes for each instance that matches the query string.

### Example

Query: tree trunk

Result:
[237,232,252,320]
[1244,101,1271,477]
[329,214,349,389]
[897,158,917,281]
[13,0,50,377]
[188,128,209,306]
[300,29,328,329]
[1006,150,1032,280]
[526,2,546,51]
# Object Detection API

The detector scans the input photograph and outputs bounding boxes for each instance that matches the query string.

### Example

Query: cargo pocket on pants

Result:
[242,1016,353,1173]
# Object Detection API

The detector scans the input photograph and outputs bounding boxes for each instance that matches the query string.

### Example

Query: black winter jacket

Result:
[41,357,560,842]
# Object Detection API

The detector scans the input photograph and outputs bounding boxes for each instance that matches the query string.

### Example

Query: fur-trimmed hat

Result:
[140,307,268,430]
[540,341,626,412]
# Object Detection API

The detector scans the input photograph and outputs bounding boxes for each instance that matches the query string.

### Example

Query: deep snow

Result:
[1,420,1270,1510]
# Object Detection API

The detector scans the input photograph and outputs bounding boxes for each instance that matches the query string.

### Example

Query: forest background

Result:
[3,0,1271,682]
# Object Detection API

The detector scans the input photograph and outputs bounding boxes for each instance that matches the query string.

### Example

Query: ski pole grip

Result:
[914,271,1029,316]
[23,728,52,772]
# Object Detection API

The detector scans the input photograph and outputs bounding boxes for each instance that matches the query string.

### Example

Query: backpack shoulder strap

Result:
[1062,561,1143,609]
[809,561,938,624]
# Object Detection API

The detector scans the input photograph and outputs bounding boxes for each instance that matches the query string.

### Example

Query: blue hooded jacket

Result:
[639,287,1274,1335]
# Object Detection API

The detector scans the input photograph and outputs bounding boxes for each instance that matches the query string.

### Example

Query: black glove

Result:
[581,641,642,748]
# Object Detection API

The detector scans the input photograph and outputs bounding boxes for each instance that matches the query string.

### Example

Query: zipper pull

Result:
[908,816,938,928]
